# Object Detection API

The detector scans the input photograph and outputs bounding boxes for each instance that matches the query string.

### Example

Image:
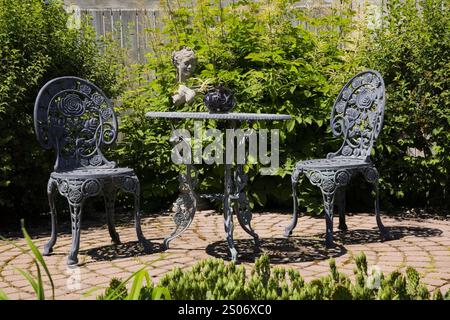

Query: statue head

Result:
[172,46,197,82]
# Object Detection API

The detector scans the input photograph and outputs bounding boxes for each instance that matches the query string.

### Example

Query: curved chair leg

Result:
[43,177,58,255]
[372,181,391,240]
[113,175,149,251]
[336,188,348,231]
[103,182,121,245]
[111,175,150,251]
[133,185,150,252]
[363,167,391,240]
[68,204,83,266]
[321,190,336,248]
[284,167,301,237]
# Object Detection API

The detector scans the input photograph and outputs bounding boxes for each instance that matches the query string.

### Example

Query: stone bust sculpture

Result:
[172,46,197,83]
[172,46,197,106]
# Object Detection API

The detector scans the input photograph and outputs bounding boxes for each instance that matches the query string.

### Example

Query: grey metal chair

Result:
[34,76,148,266]
[285,70,391,247]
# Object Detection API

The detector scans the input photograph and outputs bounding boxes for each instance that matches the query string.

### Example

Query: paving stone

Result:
[0,212,449,299]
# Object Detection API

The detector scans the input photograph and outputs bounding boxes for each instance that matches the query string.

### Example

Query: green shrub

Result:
[98,252,449,300]
[115,0,361,212]
[116,0,450,212]
[0,0,124,220]
[363,0,450,208]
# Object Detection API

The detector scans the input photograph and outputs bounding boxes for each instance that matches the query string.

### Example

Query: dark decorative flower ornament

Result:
[203,86,236,113]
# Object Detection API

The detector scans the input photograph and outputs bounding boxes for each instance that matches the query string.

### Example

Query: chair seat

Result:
[51,167,134,179]
[296,157,371,170]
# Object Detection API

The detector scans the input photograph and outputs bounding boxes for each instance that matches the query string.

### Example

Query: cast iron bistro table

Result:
[146,112,292,261]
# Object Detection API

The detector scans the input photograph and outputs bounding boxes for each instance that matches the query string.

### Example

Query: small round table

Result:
[146,111,292,261]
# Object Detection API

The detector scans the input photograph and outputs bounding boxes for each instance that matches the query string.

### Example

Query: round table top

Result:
[145,111,292,121]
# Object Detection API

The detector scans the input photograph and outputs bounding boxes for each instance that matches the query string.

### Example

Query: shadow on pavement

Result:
[331,226,443,245]
[81,240,165,262]
[206,237,347,263]
[80,226,442,264]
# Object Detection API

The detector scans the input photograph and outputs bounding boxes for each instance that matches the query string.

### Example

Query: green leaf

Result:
[152,286,172,300]
[286,119,296,132]
[0,289,8,300]
[15,267,40,299]
[127,269,149,300]
[21,220,54,299]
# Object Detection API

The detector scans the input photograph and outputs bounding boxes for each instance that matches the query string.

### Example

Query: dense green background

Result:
[0,0,448,225]
[116,0,450,213]
[0,0,124,224]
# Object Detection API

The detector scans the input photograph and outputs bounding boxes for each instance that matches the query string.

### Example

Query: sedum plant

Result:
[98,252,449,300]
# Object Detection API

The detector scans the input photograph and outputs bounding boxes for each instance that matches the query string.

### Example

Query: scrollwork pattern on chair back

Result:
[34,77,118,171]
[328,70,385,161]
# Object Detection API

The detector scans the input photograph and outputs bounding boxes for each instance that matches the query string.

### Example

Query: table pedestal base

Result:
[162,163,259,261]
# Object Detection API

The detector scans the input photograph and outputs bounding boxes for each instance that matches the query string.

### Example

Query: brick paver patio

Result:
[1,211,449,299]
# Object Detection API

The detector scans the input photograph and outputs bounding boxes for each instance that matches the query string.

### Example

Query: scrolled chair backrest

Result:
[328,70,385,162]
[34,77,118,172]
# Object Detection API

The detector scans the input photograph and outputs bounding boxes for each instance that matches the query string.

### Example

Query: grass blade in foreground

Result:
[20,220,55,299]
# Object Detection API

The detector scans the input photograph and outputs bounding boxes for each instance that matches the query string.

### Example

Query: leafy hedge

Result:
[98,252,449,300]
[0,0,124,221]
[364,0,450,208]
[115,0,450,213]
[0,0,448,218]
[115,0,361,212]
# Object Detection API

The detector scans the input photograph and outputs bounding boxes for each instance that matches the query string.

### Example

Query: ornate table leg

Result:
[162,164,198,250]
[43,177,58,256]
[103,180,121,245]
[363,167,391,240]
[233,165,259,245]
[224,164,238,261]
[284,166,302,237]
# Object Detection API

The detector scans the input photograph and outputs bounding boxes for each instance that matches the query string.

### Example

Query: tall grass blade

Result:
[0,289,8,300]
[35,261,44,300]
[152,287,171,300]
[82,286,108,299]
[20,220,55,299]
[127,269,148,300]
[103,266,147,300]
[15,267,40,299]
